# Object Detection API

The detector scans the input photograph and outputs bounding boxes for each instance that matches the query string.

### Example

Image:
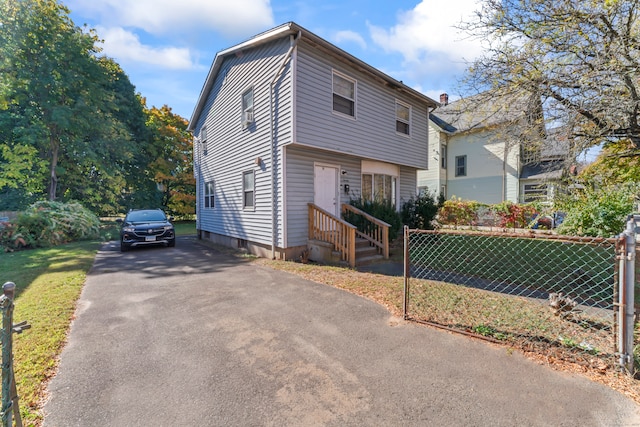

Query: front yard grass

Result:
[0,240,102,425]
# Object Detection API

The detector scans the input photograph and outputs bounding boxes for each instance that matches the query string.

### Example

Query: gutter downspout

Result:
[269,30,301,259]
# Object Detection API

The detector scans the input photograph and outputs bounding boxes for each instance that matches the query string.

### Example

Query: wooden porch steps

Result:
[353,238,385,266]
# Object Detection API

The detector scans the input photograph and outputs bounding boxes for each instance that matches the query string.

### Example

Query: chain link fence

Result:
[403,227,627,371]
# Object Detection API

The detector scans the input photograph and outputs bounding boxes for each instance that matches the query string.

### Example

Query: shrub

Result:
[401,191,439,230]
[556,184,637,237]
[494,201,538,229]
[438,197,481,227]
[344,198,403,240]
[0,201,100,251]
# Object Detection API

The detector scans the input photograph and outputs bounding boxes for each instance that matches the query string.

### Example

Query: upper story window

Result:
[200,126,208,152]
[395,101,411,136]
[332,71,356,117]
[243,170,255,209]
[204,180,215,208]
[440,144,447,169]
[242,88,254,128]
[455,155,467,177]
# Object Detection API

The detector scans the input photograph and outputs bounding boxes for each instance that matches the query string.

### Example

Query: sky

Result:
[64,0,486,122]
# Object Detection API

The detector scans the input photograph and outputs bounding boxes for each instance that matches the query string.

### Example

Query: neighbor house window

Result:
[440,144,447,169]
[440,185,447,199]
[204,180,215,208]
[523,183,548,203]
[395,101,410,135]
[242,88,254,127]
[455,155,466,177]
[332,71,356,117]
[362,173,397,205]
[243,170,255,208]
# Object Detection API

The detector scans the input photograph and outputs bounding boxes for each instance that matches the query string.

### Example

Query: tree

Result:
[461,0,640,157]
[0,0,119,202]
[144,105,195,216]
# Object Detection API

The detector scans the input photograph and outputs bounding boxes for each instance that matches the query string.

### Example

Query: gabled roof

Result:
[188,22,438,131]
[520,159,565,180]
[430,90,535,135]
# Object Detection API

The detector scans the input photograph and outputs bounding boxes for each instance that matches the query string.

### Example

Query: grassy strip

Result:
[0,240,101,425]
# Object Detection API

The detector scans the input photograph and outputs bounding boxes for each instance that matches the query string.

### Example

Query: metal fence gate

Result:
[402,214,639,375]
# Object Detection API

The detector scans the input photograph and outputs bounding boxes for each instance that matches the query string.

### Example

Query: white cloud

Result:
[368,0,484,68]
[333,30,367,50]
[97,27,197,70]
[66,0,275,38]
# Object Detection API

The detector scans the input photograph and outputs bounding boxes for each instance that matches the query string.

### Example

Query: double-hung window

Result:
[395,101,410,136]
[200,126,208,153]
[455,155,467,177]
[242,88,254,127]
[332,71,356,117]
[204,181,215,208]
[440,144,447,169]
[243,170,255,209]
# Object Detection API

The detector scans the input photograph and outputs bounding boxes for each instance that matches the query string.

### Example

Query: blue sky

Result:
[65,0,485,121]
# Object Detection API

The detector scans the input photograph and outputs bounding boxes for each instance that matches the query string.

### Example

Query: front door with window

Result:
[314,164,339,216]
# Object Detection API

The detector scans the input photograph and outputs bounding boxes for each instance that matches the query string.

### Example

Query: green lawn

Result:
[0,240,101,425]
[410,232,617,304]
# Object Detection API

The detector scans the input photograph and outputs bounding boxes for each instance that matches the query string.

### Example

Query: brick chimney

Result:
[440,93,449,106]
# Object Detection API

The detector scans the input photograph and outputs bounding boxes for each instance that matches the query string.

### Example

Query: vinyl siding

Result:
[192,37,293,247]
[294,42,429,170]
[445,128,520,204]
[417,123,445,193]
[285,145,419,247]
[285,145,360,247]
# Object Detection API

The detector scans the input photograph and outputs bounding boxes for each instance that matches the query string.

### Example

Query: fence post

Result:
[1,282,15,427]
[620,216,638,375]
[0,282,28,427]
[403,226,409,320]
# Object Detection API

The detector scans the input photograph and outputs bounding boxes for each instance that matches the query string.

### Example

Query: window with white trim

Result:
[243,170,255,209]
[440,144,447,169]
[200,126,207,152]
[332,71,356,117]
[395,101,410,135]
[204,181,214,208]
[242,88,254,127]
[455,155,466,177]
[362,173,397,205]
[523,183,548,203]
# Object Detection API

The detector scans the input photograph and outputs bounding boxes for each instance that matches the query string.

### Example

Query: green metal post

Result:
[1,282,15,427]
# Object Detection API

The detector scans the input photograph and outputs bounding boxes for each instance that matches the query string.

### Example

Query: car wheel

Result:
[120,241,129,252]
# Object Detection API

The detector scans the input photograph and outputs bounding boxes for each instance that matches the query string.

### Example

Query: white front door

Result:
[314,164,339,216]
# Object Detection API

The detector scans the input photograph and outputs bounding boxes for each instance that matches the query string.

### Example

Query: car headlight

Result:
[164,225,173,231]
[123,226,135,232]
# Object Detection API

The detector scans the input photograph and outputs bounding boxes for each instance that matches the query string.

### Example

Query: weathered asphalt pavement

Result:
[43,236,640,426]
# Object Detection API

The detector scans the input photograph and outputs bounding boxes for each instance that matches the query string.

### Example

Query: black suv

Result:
[117,209,175,252]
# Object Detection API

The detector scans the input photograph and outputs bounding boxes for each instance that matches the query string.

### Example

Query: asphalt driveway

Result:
[44,236,640,426]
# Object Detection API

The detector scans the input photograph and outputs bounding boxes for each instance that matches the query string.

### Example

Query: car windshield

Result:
[126,210,167,222]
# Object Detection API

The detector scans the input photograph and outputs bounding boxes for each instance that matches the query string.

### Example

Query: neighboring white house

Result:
[418,92,567,204]
[188,22,438,262]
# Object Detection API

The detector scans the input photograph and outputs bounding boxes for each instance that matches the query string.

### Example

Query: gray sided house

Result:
[189,22,437,263]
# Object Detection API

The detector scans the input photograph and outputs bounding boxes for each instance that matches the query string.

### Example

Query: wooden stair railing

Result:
[308,203,356,267]
[341,203,390,259]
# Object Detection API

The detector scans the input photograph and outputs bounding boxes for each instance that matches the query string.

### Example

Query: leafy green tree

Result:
[579,139,640,186]
[144,105,195,216]
[461,0,640,155]
[0,0,125,205]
